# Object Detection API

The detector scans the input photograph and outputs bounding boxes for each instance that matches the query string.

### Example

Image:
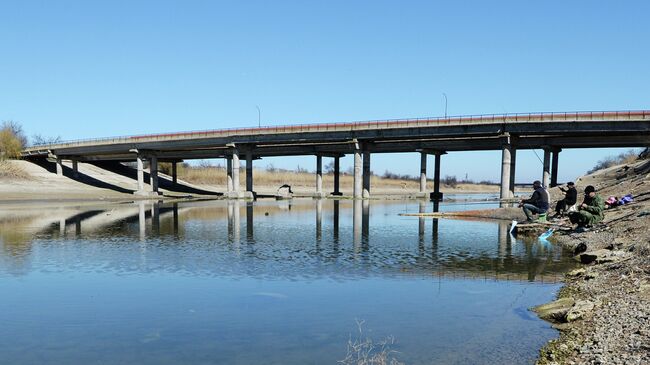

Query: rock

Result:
[585,271,599,280]
[577,249,621,264]
[567,268,586,277]
[275,184,293,199]
[533,297,575,323]
[566,300,598,322]
[574,242,588,255]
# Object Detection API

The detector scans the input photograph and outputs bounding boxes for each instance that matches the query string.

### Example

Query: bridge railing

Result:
[25,110,650,151]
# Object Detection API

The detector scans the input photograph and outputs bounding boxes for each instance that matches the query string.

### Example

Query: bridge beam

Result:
[542,148,551,188]
[551,148,561,187]
[362,150,371,198]
[500,134,514,200]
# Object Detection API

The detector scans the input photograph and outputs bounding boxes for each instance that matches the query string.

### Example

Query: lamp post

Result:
[255,105,261,128]
[442,93,448,118]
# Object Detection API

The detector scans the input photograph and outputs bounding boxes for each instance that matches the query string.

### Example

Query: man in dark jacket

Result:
[519,180,549,222]
[568,185,605,229]
[554,181,577,217]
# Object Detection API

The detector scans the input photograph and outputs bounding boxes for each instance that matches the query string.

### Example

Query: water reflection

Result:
[0,199,575,283]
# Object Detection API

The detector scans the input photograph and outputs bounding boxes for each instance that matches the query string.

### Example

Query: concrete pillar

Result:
[138,201,146,241]
[316,199,322,242]
[226,157,233,193]
[72,160,79,179]
[232,150,240,193]
[246,202,254,241]
[333,156,341,195]
[136,154,145,192]
[353,199,362,248]
[433,153,442,200]
[508,148,517,197]
[420,152,427,193]
[500,141,513,200]
[353,149,362,199]
[171,162,177,184]
[245,151,253,193]
[56,158,63,176]
[149,155,159,193]
[315,155,323,196]
[551,148,561,187]
[362,151,371,198]
[542,148,551,188]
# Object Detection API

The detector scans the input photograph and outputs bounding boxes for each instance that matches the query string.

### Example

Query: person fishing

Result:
[518,180,549,222]
[553,181,577,217]
[568,185,605,231]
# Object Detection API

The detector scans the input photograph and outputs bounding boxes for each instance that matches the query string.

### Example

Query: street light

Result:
[255,105,261,128]
[442,93,448,118]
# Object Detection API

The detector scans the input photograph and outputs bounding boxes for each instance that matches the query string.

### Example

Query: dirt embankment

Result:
[533,159,650,365]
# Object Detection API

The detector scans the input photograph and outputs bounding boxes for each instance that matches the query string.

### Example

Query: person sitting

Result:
[519,180,549,222]
[568,185,605,231]
[553,182,577,217]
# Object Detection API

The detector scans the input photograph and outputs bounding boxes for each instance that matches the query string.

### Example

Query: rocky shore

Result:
[533,159,650,364]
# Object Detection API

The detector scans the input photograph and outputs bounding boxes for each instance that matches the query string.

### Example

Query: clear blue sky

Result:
[1,1,648,182]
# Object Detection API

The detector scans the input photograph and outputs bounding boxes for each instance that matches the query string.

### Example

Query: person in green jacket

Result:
[568,185,605,229]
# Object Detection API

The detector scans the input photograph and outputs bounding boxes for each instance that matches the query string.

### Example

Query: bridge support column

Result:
[245,151,255,198]
[171,162,177,184]
[229,150,241,198]
[332,156,341,196]
[509,146,517,197]
[432,152,444,203]
[149,155,160,194]
[314,155,324,198]
[353,149,362,199]
[500,135,513,200]
[362,151,371,198]
[542,148,551,188]
[56,158,63,176]
[136,155,145,192]
[551,148,561,187]
[72,160,79,179]
[420,152,427,194]
[226,157,233,193]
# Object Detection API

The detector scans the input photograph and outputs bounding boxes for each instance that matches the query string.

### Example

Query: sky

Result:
[1,0,648,183]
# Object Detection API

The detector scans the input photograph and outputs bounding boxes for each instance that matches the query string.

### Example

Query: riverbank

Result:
[533,159,650,364]
[0,159,513,201]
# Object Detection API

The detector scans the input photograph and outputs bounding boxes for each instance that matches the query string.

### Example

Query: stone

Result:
[574,242,588,255]
[566,300,599,322]
[577,249,620,264]
[567,268,586,277]
[533,297,575,323]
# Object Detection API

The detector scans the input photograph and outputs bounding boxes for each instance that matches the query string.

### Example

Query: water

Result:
[0,199,576,365]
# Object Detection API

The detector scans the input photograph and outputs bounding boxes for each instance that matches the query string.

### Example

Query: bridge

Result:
[22,110,650,199]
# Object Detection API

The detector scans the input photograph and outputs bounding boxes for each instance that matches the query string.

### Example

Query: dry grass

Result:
[173,165,497,192]
[0,160,30,180]
[339,320,404,365]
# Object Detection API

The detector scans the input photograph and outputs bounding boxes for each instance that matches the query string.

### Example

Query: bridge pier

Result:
[171,162,177,184]
[551,148,561,187]
[508,147,517,197]
[226,156,233,193]
[314,155,324,198]
[500,134,514,200]
[149,155,159,194]
[56,157,63,176]
[542,148,551,188]
[353,149,362,199]
[432,152,444,202]
[226,148,248,199]
[72,160,79,179]
[419,152,427,194]
[332,156,341,196]
[246,151,254,197]
[362,151,371,198]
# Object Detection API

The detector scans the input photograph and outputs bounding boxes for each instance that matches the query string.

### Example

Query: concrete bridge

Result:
[22,110,650,199]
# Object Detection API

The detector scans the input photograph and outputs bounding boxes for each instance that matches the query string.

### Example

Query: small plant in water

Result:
[339,319,405,365]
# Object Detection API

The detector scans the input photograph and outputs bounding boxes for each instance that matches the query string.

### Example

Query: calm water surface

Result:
[0,199,576,365]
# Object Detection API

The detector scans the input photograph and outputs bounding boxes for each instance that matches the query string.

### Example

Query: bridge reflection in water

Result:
[0,200,574,283]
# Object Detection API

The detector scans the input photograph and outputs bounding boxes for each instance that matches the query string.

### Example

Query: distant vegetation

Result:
[0,121,27,160]
[587,149,645,174]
